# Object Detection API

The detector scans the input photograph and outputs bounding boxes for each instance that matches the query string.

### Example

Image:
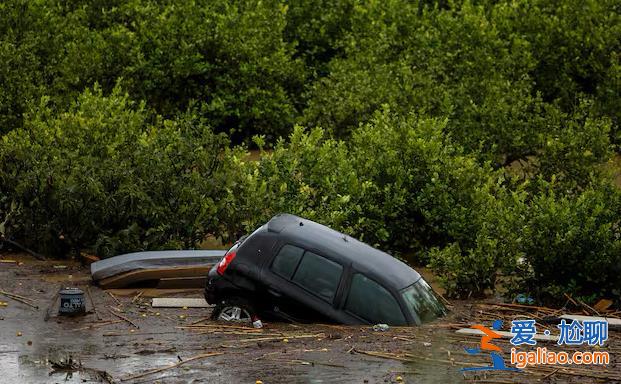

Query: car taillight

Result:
[216,251,237,275]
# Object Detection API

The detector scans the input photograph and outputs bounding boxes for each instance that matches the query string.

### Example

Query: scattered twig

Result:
[253,351,283,361]
[564,293,597,316]
[231,333,324,343]
[289,359,345,368]
[108,308,140,329]
[436,291,452,307]
[480,302,556,313]
[530,366,621,381]
[576,297,601,316]
[563,293,578,306]
[0,289,35,303]
[120,352,223,381]
[0,238,46,260]
[179,323,255,330]
[44,288,61,321]
[424,323,470,329]
[103,331,179,337]
[404,352,485,367]
[86,286,102,321]
[352,349,410,362]
[131,291,143,304]
[74,320,123,331]
[541,368,559,380]
[107,291,122,306]
[0,289,38,309]
[189,316,211,325]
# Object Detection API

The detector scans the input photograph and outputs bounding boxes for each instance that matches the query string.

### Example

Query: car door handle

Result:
[268,288,282,297]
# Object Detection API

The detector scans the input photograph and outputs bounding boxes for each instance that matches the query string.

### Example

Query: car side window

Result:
[291,251,342,302]
[271,244,304,279]
[345,273,406,325]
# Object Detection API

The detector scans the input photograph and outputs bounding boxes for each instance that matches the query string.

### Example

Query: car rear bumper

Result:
[204,265,242,305]
[204,266,219,304]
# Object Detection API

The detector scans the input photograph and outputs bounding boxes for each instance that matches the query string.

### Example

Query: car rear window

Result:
[271,244,304,279]
[345,273,406,325]
[291,251,342,302]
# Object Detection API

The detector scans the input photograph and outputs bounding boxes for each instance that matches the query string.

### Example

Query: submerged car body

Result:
[205,214,446,325]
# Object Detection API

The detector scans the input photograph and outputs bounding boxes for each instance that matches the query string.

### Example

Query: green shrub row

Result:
[0,0,303,139]
[1,0,619,149]
[0,85,242,258]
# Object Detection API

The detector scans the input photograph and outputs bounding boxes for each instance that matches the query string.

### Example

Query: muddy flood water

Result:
[1,253,619,383]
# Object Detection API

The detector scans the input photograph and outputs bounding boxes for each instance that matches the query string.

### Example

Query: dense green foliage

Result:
[513,182,621,302]
[230,111,506,255]
[0,0,303,139]
[0,85,239,258]
[1,0,620,303]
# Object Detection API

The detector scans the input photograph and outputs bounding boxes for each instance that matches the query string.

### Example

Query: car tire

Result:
[211,296,257,323]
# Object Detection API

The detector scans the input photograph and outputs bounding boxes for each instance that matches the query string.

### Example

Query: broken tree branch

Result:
[106,291,122,306]
[44,287,61,321]
[0,289,38,309]
[0,238,46,260]
[232,333,324,343]
[120,352,224,381]
[131,291,143,304]
[352,349,410,362]
[86,286,102,321]
[74,320,123,331]
[108,308,139,329]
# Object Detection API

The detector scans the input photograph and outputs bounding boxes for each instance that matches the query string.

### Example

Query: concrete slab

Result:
[152,297,211,308]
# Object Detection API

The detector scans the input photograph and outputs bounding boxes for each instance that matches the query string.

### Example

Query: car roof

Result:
[266,214,421,290]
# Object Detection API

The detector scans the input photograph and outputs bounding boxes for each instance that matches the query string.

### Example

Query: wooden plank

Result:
[98,265,212,289]
[156,276,206,289]
[152,297,211,308]
[560,314,621,326]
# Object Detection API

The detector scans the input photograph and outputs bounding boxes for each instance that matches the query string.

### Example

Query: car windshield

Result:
[401,279,446,324]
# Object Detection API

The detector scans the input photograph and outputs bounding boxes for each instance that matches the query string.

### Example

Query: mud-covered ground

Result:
[1,253,619,384]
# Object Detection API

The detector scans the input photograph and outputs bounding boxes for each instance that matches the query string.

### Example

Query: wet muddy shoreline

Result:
[1,253,618,383]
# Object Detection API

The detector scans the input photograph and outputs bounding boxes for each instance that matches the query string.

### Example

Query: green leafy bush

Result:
[0,85,236,257]
[347,110,507,254]
[511,181,621,302]
[493,0,621,142]
[535,101,613,189]
[0,0,304,140]
[283,0,355,77]
[302,1,548,164]
[302,0,620,161]
[115,0,304,140]
[220,124,363,241]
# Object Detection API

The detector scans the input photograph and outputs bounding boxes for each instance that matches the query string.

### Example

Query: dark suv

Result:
[205,214,446,325]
